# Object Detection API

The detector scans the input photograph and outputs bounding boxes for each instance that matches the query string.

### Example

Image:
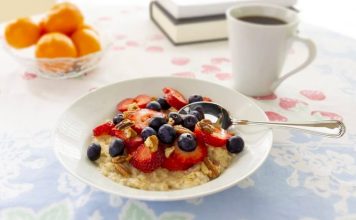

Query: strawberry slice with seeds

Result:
[162,141,207,171]
[130,144,164,173]
[125,109,165,133]
[194,123,231,147]
[135,95,152,108]
[162,87,188,110]
[93,121,115,137]
[117,98,135,112]
[125,136,144,154]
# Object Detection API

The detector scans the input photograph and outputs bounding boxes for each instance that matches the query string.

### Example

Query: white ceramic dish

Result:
[54,77,273,201]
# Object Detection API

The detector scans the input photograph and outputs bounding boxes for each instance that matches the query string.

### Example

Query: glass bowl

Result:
[3,31,113,79]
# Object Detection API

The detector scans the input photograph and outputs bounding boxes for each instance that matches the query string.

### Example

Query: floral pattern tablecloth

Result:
[0,3,356,220]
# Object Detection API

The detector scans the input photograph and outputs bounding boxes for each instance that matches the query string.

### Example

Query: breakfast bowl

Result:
[2,30,112,79]
[53,77,273,201]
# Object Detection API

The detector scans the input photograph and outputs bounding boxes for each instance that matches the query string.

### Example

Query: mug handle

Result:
[271,35,317,90]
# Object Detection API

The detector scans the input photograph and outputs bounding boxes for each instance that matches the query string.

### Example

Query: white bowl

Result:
[54,77,273,201]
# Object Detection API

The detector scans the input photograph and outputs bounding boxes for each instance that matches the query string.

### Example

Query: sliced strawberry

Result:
[111,128,127,140]
[117,98,135,112]
[93,121,115,137]
[135,95,152,108]
[130,144,164,173]
[194,125,231,147]
[125,109,165,133]
[162,87,188,110]
[125,136,144,153]
[162,142,207,171]
[203,96,213,102]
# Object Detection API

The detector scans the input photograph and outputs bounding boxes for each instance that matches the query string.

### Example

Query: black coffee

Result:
[237,16,286,25]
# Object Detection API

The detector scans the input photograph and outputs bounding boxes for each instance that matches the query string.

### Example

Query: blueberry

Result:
[168,112,183,125]
[157,124,176,144]
[141,127,157,140]
[87,143,101,161]
[190,110,204,121]
[183,114,198,130]
[178,133,197,152]
[188,95,203,103]
[148,116,167,131]
[113,113,124,125]
[227,135,244,154]
[146,101,161,111]
[109,138,125,157]
[157,97,170,110]
[193,105,204,115]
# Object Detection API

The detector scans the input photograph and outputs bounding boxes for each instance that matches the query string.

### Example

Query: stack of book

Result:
[150,0,297,45]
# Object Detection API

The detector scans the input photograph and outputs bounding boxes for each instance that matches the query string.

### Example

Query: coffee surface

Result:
[238,16,286,25]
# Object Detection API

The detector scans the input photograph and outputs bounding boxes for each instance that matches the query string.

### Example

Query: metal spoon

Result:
[178,101,346,138]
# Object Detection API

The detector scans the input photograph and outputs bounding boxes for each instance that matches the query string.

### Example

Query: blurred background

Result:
[0,0,355,39]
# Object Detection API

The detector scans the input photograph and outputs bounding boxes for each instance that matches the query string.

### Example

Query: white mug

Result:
[226,4,316,96]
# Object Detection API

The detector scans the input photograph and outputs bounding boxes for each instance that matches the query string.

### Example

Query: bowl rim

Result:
[53,76,273,201]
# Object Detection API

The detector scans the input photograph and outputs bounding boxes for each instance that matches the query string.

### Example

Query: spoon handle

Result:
[233,120,346,138]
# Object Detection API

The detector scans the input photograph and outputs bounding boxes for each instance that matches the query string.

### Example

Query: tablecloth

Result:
[0,3,356,220]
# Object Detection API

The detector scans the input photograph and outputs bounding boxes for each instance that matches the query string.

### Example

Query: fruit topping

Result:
[188,94,203,103]
[157,124,176,144]
[87,143,101,161]
[146,101,161,111]
[113,113,124,125]
[148,116,167,131]
[163,87,188,110]
[109,138,125,157]
[190,110,204,121]
[125,109,165,132]
[178,133,197,152]
[157,97,171,110]
[183,114,198,131]
[117,94,152,112]
[93,121,115,137]
[168,112,183,125]
[195,119,232,147]
[130,144,164,173]
[162,141,207,171]
[124,136,144,154]
[141,127,157,141]
[226,135,244,154]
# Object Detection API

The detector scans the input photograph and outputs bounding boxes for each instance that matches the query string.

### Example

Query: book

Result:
[150,1,227,45]
[156,0,297,19]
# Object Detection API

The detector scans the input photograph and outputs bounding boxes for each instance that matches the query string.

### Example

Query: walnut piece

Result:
[174,125,194,135]
[203,158,220,179]
[144,135,159,152]
[114,163,131,177]
[116,119,134,130]
[197,119,215,134]
[111,155,131,164]
[127,103,140,111]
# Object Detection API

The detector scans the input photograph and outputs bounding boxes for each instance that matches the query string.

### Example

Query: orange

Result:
[4,18,41,49]
[71,28,101,56]
[42,2,84,35]
[35,32,77,58]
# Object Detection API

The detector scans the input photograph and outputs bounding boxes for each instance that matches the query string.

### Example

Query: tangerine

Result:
[35,32,77,58]
[4,18,41,49]
[71,28,101,56]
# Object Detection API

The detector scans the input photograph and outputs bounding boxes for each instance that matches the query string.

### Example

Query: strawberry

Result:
[125,136,144,153]
[117,98,135,112]
[162,142,207,171]
[116,95,152,112]
[111,127,126,139]
[135,95,152,108]
[93,121,115,137]
[194,123,231,147]
[125,109,165,133]
[162,87,188,110]
[130,144,164,173]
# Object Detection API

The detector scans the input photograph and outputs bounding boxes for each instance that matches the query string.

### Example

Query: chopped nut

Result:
[116,119,134,130]
[114,163,131,177]
[124,127,137,139]
[165,146,175,158]
[203,158,220,179]
[111,155,128,164]
[127,103,140,111]
[123,111,135,119]
[168,117,175,125]
[174,125,194,135]
[144,135,159,152]
[197,120,215,134]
